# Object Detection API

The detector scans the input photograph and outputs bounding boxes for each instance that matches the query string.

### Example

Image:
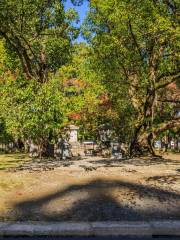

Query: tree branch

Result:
[153,117,180,135]
[157,69,180,82]
[0,30,34,79]
[158,99,180,104]
[128,18,144,62]
[156,71,180,90]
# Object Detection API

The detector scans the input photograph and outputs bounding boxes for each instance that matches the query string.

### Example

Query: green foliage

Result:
[0,0,179,152]
[82,0,180,145]
[0,0,79,82]
[59,43,120,140]
[0,118,13,144]
[0,76,65,143]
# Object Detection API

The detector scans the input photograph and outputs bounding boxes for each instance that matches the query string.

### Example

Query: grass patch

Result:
[0,153,31,171]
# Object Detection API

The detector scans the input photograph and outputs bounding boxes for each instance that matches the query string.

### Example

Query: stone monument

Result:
[64,125,84,157]
[66,125,79,143]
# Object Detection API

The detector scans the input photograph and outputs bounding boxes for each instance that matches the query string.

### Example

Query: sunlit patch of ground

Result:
[0,153,31,171]
[0,153,179,221]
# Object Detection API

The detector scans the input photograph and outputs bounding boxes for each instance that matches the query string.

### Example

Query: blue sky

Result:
[64,0,89,42]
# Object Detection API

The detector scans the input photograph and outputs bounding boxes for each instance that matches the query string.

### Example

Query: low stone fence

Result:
[0,140,126,159]
[0,142,15,152]
[65,141,126,159]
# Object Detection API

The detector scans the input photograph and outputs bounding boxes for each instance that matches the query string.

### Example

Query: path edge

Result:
[0,221,180,236]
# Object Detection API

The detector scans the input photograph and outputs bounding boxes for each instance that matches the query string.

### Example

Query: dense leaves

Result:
[59,43,119,140]
[0,76,65,144]
[0,0,79,82]
[83,0,180,155]
[0,0,179,156]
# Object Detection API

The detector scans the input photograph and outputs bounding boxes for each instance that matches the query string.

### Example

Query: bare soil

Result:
[0,153,179,222]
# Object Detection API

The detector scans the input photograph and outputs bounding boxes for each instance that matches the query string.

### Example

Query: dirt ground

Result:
[0,153,179,222]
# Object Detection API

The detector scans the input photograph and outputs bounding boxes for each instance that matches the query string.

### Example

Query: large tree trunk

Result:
[130,125,156,157]
[129,84,157,156]
[130,117,180,157]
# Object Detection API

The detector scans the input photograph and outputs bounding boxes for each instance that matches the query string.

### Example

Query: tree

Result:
[83,0,180,155]
[0,1,83,155]
[0,0,79,82]
[59,43,120,140]
[0,76,66,156]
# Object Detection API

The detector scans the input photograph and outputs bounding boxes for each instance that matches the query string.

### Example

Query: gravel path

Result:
[0,154,179,222]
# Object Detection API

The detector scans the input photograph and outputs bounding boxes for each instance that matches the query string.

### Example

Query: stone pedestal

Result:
[64,125,82,157]
[65,125,79,143]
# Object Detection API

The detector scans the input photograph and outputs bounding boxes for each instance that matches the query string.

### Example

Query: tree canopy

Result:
[0,0,80,82]
[0,0,179,156]
[82,0,180,155]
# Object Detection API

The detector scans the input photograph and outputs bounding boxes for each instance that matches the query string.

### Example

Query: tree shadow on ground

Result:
[7,157,83,172]
[7,155,180,173]
[13,155,28,159]
[1,144,178,172]
[89,157,180,167]
[146,174,180,185]
[6,178,180,222]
